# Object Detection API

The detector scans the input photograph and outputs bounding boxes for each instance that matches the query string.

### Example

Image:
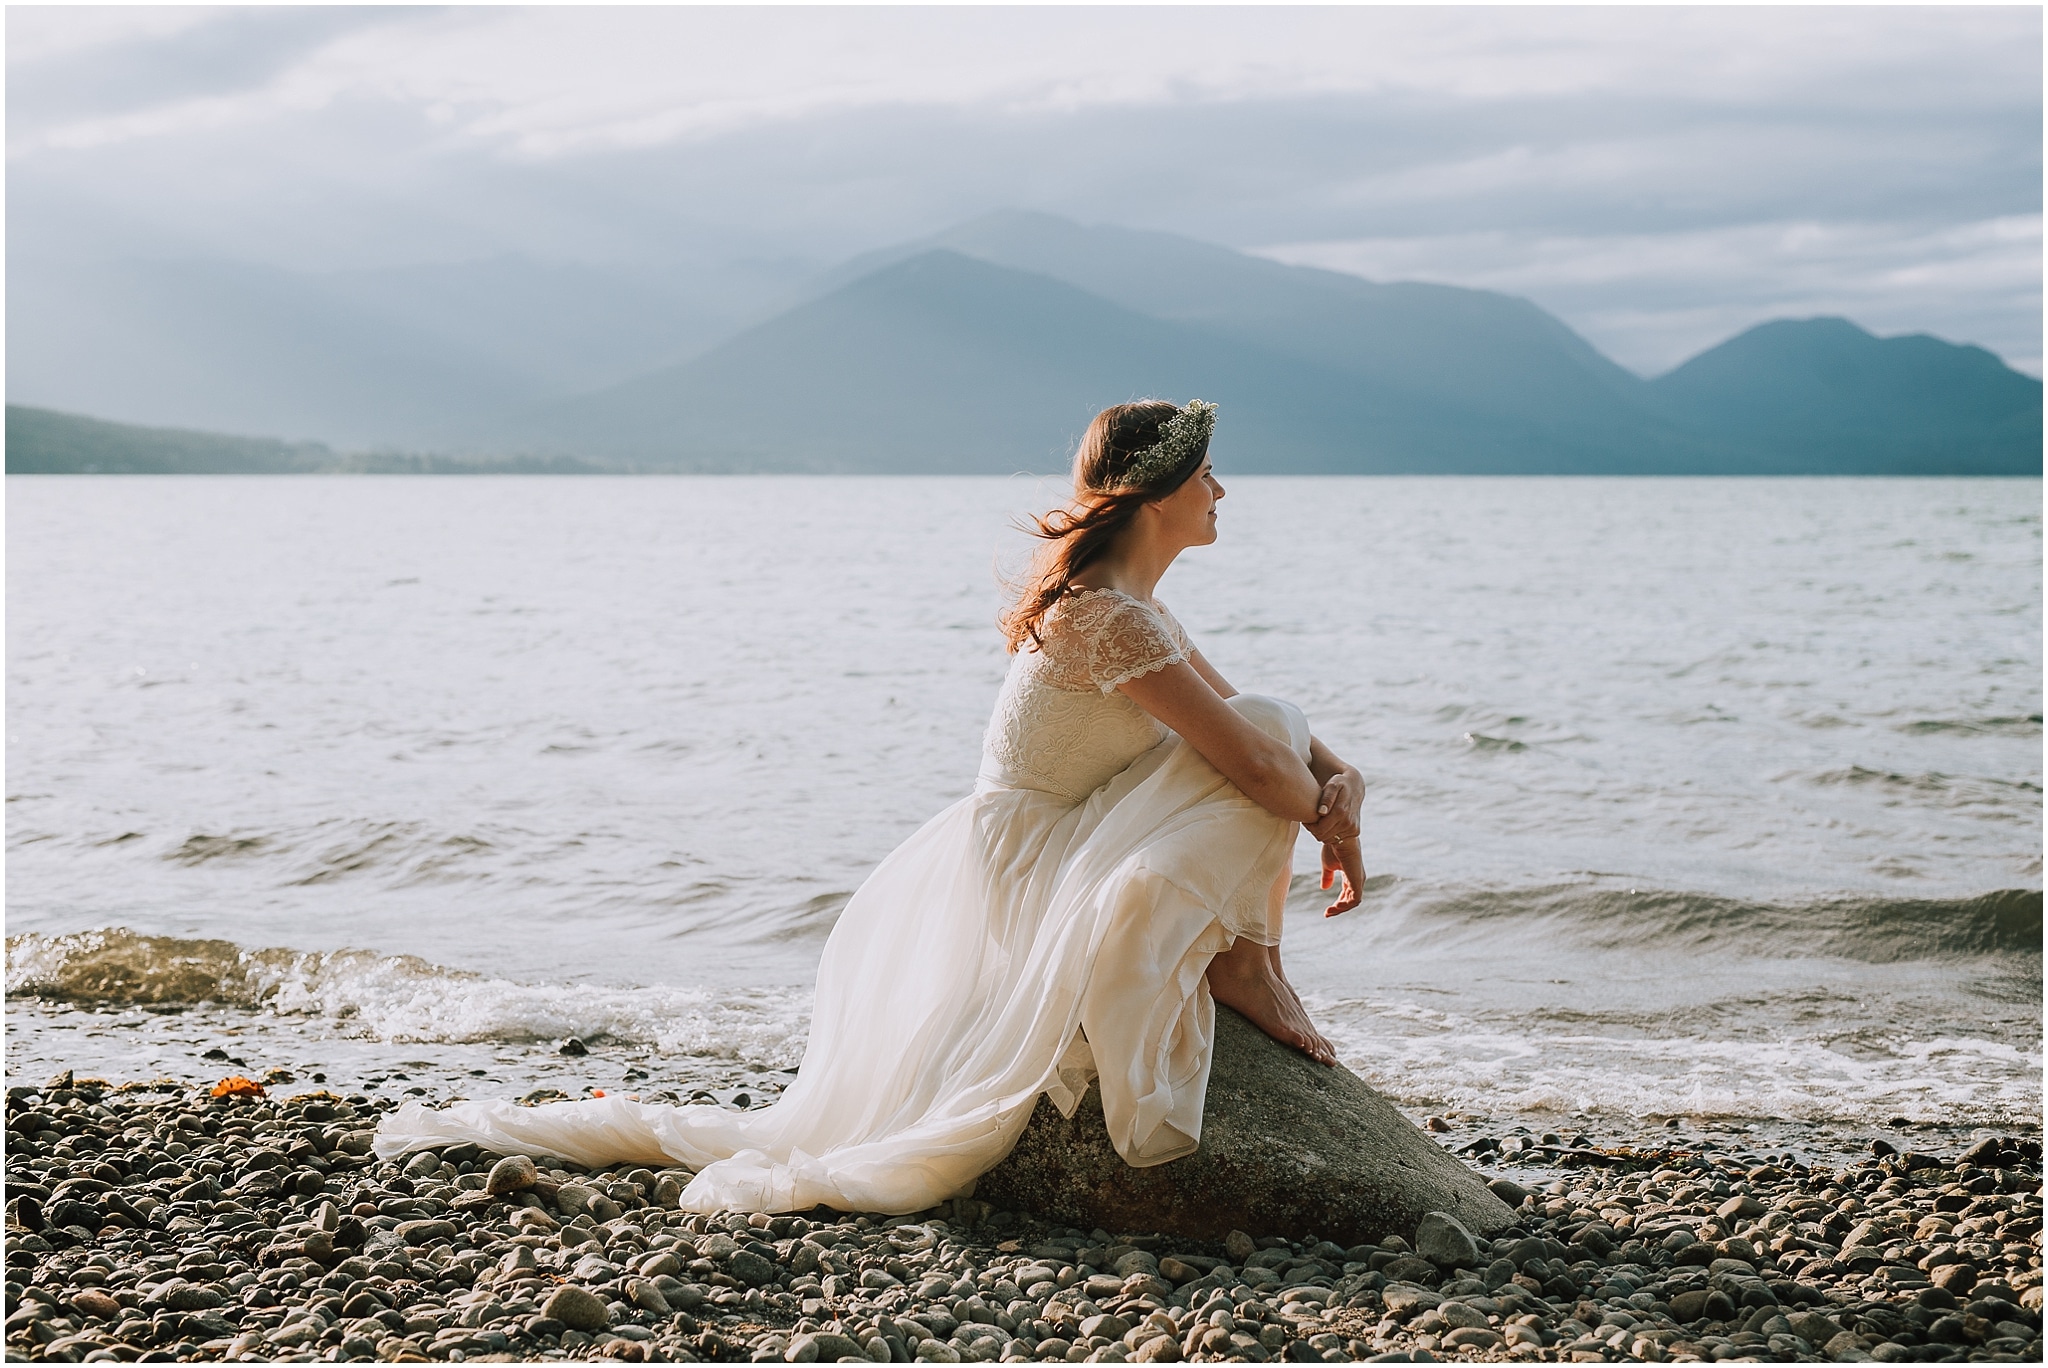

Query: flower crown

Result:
[1114,399,1216,491]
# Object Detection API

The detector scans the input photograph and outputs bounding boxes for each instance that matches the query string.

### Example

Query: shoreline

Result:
[10,981,2039,1159]
[5,1053,2041,1365]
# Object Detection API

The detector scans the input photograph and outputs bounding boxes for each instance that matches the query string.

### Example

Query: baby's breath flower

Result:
[1116,399,1216,490]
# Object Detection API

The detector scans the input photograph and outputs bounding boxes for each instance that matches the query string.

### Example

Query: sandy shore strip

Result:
[4,1069,2041,1365]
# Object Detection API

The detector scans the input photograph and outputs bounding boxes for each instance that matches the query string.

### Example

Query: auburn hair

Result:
[999,400,1211,654]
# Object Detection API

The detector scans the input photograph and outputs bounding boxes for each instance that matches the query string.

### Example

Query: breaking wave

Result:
[1310,880,2042,963]
[3,928,806,1067]
[1316,996,2042,1129]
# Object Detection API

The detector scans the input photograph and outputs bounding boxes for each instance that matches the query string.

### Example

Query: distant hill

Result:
[815,210,1674,444]
[494,213,2038,475]
[12,212,2041,475]
[497,248,1678,474]
[4,405,606,474]
[808,211,2033,474]
[5,254,787,450]
[1648,317,2043,474]
[497,248,1732,474]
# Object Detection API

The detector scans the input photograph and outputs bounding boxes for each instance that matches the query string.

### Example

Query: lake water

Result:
[6,476,2040,1149]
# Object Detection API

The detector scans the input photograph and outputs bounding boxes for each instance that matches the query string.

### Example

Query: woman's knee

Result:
[1228,693,1310,757]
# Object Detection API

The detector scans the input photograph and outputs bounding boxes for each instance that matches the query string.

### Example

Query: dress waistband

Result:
[975,758,1083,803]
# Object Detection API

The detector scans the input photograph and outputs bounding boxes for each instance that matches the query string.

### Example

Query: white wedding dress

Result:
[376,588,1310,1215]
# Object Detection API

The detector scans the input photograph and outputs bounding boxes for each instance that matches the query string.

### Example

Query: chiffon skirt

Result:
[374,694,1311,1214]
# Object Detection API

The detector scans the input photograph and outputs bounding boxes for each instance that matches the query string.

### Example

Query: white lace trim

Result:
[1061,584,1143,604]
[1093,650,1187,693]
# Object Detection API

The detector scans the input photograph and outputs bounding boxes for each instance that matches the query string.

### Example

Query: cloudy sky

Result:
[8,4,2042,376]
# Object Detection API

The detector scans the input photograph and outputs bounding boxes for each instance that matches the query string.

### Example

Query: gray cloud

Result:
[6,7,407,140]
[7,4,2039,393]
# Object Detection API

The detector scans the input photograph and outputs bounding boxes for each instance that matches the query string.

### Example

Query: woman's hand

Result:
[1320,836,1367,916]
[1304,767,1362,846]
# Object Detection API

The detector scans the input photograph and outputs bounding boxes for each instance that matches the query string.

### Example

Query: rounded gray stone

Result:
[727,1249,779,1286]
[541,1285,610,1333]
[1415,1211,1480,1269]
[975,1005,1514,1247]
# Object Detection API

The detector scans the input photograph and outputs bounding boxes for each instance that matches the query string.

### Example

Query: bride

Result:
[377,398,1368,1215]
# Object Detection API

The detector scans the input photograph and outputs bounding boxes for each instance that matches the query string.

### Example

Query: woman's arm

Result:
[1133,652,1369,916]
[1186,645,1238,699]
[1117,661,1323,824]
[1187,644,1363,843]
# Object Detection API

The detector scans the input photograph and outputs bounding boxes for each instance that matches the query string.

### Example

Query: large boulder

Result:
[975,1005,1515,1246]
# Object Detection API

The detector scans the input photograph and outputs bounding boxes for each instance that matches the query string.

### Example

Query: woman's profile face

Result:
[1152,456,1224,547]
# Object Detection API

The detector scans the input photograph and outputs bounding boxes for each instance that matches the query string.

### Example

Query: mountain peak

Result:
[1649,313,2039,471]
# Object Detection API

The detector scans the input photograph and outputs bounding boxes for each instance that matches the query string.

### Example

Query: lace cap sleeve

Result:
[1151,600,1195,658]
[1045,589,1187,693]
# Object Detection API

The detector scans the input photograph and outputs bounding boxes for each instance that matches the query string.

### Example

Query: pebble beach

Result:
[6,1061,2041,1366]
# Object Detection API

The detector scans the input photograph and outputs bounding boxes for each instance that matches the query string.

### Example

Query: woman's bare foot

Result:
[1263,943,1337,1062]
[1206,938,1337,1066]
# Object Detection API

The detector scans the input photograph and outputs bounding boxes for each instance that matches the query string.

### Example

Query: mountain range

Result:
[9,211,2040,475]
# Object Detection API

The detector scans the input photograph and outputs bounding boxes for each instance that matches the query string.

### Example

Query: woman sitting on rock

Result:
[378,398,1369,1214]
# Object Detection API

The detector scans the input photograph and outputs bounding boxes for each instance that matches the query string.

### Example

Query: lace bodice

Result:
[981,589,1193,801]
